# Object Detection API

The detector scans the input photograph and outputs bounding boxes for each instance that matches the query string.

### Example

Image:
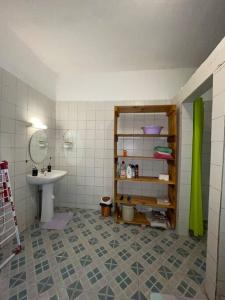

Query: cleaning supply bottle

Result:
[120,161,126,178]
[131,164,135,178]
[126,164,132,178]
[135,164,139,178]
[47,157,52,172]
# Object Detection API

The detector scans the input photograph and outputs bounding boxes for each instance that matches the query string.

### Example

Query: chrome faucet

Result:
[40,167,47,174]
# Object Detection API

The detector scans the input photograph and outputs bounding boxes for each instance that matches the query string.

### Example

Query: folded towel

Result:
[154,152,173,160]
[154,146,172,154]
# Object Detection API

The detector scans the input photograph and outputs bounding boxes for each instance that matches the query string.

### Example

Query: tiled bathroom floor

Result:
[1,209,206,300]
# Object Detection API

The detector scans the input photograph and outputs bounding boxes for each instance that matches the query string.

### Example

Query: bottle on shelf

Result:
[32,166,38,176]
[117,161,121,177]
[131,164,135,178]
[126,164,132,178]
[134,164,139,178]
[123,149,127,157]
[47,156,52,172]
[120,161,126,178]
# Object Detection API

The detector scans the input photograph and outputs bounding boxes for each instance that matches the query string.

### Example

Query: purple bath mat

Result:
[41,212,73,230]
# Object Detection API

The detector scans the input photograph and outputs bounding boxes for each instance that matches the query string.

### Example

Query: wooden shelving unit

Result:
[114,105,177,229]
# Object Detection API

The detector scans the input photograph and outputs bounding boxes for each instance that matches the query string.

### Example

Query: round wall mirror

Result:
[29,130,48,164]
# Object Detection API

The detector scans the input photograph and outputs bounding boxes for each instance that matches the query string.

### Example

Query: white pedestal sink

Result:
[27,170,67,222]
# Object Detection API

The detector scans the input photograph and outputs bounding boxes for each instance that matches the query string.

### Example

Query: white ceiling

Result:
[0,0,225,74]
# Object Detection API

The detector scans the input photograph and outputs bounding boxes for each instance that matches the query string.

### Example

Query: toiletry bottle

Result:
[120,161,126,178]
[117,161,121,177]
[126,164,132,179]
[32,166,38,176]
[131,164,135,178]
[135,164,139,178]
[47,157,52,172]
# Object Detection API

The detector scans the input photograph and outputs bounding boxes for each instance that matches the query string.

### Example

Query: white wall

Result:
[54,100,172,209]
[56,69,194,102]
[175,39,225,300]
[0,66,56,232]
[0,24,57,100]
[218,149,225,298]
[202,91,212,220]
[211,64,225,300]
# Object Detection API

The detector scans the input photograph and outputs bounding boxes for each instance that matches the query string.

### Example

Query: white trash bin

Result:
[122,205,134,222]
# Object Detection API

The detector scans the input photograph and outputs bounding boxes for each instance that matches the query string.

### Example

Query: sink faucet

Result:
[40,167,48,174]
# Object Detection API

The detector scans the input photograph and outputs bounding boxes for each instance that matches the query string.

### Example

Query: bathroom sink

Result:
[27,170,67,185]
[27,170,67,223]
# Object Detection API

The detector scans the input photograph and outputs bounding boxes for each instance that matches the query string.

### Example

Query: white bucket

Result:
[122,205,134,222]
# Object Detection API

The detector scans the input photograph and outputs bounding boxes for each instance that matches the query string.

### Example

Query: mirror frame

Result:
[29,130,48,164]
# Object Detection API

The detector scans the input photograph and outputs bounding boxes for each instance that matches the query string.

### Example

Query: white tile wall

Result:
[54,100,172,209]
[0,66,56,232]
[211,64,225,300]
[217,154,225,299]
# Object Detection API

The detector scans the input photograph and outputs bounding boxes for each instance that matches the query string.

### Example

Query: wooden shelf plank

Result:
[116,133,174,138]
[116,210,150,225]
[115,176,175,185]
[115,194,176,209]
[116,155,175,161]
[115,105,176,114]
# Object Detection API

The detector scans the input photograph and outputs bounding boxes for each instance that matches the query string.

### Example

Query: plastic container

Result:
[126,164,133,178]
[100,196,112,205]
[141,126,163,134]
[122,205,134,222]
[101,204,112,217]
[120,161,126,178]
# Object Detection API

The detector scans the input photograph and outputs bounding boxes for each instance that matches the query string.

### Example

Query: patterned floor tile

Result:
[131,262,144,276]
[66,280,83,299]
[104,258,118,271]
[86,267,103,284]
[35,259,50,275]
[33,248,46,260]
[158,265,173,280]
[131,290,147,300]
[37,275,54,294]
[117,248,132,261]
[55,251,69,263]
[177,280,197,297]
[10,256,26,271]
[187,269,204,285]
[98,285,115,300]
[80,255,92,267]
[61,263,75,280]
[1,208,207,300]
[8,289,27,300]
[9,272,26,288]
[145,275,164,292]
[130,242,142,252]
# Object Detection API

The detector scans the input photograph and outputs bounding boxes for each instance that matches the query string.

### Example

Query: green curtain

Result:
[189,97,204,236]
